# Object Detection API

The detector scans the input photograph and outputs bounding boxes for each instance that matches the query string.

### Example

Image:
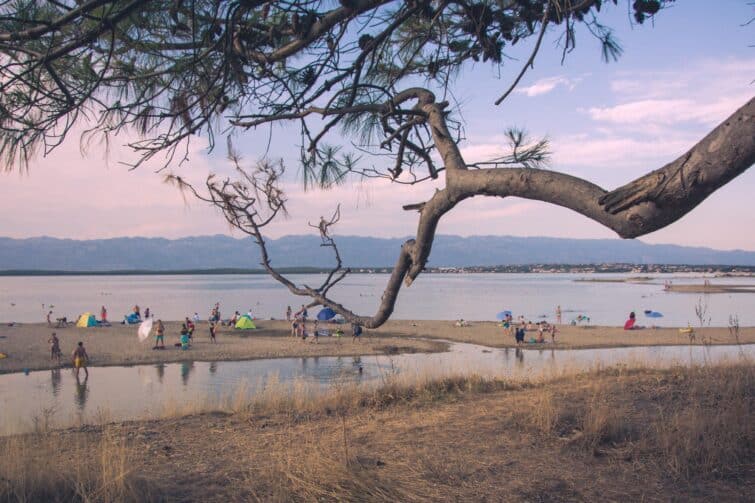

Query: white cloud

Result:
[584,95,751,126]
[515,75,580,97]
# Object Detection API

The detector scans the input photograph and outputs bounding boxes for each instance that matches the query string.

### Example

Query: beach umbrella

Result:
[137,317,153,342]
[496,310,512,320]
[317,308,337,321]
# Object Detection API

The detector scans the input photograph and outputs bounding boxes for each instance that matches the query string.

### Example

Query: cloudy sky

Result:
[2,1,754,250]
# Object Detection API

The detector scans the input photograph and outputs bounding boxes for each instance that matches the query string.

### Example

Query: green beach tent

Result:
[235,315,256,330]
[76,312,97,328]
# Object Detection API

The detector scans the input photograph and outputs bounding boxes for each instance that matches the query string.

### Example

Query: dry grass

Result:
[0,427,155,502]
[1,362,752,502]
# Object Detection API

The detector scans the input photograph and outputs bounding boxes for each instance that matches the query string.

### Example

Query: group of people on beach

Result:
[288,304,363,342]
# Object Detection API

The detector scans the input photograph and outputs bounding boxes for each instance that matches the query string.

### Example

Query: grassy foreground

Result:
[1,362,753,502]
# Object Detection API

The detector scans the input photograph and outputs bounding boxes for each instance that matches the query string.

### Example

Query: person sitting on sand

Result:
[455,319,469,327]
[155,319,165,348]
[49,332,62,363]
[72,341,89,378]
[624,311,644,330]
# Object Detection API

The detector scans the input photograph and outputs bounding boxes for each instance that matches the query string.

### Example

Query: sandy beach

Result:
[1,319,752,374]
[369,319,755,349]
[0,320,447,374]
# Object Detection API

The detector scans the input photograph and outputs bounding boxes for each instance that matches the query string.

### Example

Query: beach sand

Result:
[370,319,755,349]
[1,319,752,374]
[0,320,447,374]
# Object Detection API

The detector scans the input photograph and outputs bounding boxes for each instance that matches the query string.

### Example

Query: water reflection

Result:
[50,368,61,397]
[180,361,194,386]
[74,374,88,411]
[1,342,752,435]
[515,347,524,366]
[155,363,165,384]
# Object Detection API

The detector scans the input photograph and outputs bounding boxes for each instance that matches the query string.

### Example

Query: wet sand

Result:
[1,320,752,375]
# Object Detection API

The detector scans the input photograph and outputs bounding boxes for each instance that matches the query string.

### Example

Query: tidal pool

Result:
[1,342,751,435]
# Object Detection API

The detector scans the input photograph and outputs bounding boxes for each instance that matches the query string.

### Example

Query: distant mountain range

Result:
[0,235,753,271]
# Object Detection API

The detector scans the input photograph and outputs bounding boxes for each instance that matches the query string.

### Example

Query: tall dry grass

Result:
[0,426,156,502]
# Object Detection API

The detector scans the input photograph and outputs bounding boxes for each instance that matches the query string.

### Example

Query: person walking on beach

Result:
[286,305,292,321]
[72,341,89,378]
[550,324,558,343]
[155,319,165,349]
[46,310,53,327]
[49,332,62,364]
[209,322,217,343]
[100,305,107,323]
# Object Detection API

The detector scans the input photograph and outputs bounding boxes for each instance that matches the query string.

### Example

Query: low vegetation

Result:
[2,362,752,502]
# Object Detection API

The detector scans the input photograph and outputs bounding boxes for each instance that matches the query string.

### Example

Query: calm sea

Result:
[0,273,752,327]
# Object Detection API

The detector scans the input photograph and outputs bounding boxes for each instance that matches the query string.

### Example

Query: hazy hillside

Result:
[0,235,753,271]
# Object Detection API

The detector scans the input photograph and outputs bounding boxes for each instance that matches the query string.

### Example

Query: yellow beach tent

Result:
[76,312,97,327]
[235,315,256,330]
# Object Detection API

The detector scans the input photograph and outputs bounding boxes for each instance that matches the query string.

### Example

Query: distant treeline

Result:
[0,264,753,276]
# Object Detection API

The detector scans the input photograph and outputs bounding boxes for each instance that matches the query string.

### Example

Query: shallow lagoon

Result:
[1,341,751,435]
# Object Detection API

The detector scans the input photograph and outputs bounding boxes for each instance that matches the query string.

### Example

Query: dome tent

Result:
[235,314,256,330]
[76,313,97,327]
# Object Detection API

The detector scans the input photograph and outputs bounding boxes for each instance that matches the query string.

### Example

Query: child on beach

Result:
[49,332,62,363]
[155,319,165,349]
[72,341,89,378]
[180,330,190,350]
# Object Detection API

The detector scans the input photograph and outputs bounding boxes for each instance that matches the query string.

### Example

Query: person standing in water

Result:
[72,341,89,378]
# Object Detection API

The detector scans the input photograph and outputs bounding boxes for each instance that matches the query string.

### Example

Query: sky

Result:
[1,1,754,250]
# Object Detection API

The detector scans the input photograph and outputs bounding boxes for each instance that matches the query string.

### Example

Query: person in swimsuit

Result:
[209,322,217,343]
[72,341,89,378]
[49,332,62,363]
[155,319,165,348]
